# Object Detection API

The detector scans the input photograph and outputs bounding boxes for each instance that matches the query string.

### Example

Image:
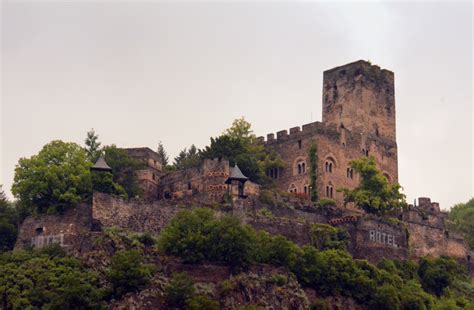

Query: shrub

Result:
[259,190,277,205]
[0,250,105,309]
[106,250,152,298]
[254,232,301,268]
[158,209,257,269]
[310,223,348,250]
[165,272,195,308]
[418,256,467,296]
[318,198,336,207]
[137,233,155,247]
[185,295,218,310]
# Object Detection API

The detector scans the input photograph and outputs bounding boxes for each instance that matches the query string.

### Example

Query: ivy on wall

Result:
[309,143,318,202]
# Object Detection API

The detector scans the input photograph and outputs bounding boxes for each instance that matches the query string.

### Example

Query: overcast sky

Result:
[1,1,473,209]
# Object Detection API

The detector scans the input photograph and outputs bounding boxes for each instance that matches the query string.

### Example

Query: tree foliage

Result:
[157,141,169,167]
[0,186,18,252]
[447,198,474,250]
[106,250,152,298]
[339,157,406,216]
[174,144,201,170]
[12,140,93,214]
[103,145,144,199]
[158,208,256,269]
[85,128,102,161]
[201,117,284,184]
[0,248,105,309]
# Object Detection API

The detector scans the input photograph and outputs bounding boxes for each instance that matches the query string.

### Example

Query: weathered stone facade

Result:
[15,204,92,251]
[262,60,398,207]
[123,147,164,200]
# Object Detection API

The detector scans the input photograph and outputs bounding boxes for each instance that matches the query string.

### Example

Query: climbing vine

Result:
[309,143,318,202]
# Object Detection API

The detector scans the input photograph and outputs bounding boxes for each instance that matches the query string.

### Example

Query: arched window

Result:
[325,157,336,173]
[326,184,334,198]
[347,168,353,179]
[289,184,297,193]
[294,158,307,175]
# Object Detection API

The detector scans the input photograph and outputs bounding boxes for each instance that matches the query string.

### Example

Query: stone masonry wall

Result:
[263,122,397,207]
[15,204,92,251]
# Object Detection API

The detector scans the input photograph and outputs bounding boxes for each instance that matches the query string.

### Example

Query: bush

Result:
[310,224,348,250]
[418,257,467,296]
[254,231,301,268]
[106,250,152,298]
[185,295,219,310]
[158,209,256,269]
[165,272,195,308]
[318,198,336,207]
[0,250,105,309]
[259,190,277,205]
[137,233,155,247]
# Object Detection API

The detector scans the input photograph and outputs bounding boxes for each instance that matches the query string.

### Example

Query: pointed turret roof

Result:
[90,156,112,172]
[225,164,248,184]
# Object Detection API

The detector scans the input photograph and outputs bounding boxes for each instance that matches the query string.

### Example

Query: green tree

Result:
[164,272,195,308]
[158,208,257,269]
[310,224,348,251]
[201,118,284,184]
[339,157,406,216]
[418,256,467,297]
[103,145,144,199]
[0,186,18,252]
[447,198,474,250]
[0,249,105,309]
[12,140,92,214]
[84,129,102,161]
[174,145,201,170]
[106,250,152,298]
[157,141,169,167]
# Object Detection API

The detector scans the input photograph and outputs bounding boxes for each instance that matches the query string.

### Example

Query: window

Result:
[187,182,192,190]
[325,161,333,173]
[298,140,302,149]
[267,168,280,179]
[346,168,353,179]
[295,159,307,175]
[326,185,334,198]
[35,227,44,235]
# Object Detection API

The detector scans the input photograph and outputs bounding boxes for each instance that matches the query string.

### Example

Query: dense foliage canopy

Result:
[339,157,407,216]
[448,198,474,250]
[0,186,17,252]
[12,140,93,214]
[0,247,105,309]
[201,117,284,185]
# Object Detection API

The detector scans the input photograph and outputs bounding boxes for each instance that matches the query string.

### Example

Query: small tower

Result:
[90,156,112,172]
[225,165,248,198]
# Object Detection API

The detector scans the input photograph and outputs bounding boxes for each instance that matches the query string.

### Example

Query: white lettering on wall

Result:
[369,230,397,248]
[31,234,64,248]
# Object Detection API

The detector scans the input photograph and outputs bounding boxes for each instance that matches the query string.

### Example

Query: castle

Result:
[123,60,398,207]
[14,60,473,274]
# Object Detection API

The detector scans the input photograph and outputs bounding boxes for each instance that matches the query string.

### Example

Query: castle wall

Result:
[92,192,180,235]
[14,204,92,251]
[263,122,398,206]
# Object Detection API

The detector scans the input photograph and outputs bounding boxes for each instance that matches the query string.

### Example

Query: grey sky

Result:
[1,1,473,209]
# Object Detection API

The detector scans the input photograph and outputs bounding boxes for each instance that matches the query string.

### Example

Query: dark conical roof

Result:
[91,156,112,172]
[225,165,248,184]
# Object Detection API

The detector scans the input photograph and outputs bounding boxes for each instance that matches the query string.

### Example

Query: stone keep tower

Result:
[322,60,396,142]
